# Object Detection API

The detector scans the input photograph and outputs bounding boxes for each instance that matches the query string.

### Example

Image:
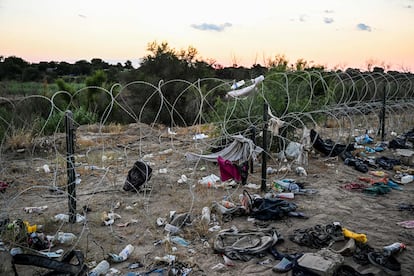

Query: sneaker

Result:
[367,252,401,276]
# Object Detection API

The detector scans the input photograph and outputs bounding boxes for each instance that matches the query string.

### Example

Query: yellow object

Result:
[24,221,38,233]
[342,227,367,243]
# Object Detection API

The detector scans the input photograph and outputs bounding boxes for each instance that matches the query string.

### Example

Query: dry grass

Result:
[5,128,33,150]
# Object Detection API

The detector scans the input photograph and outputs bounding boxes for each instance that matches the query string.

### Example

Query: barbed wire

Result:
[0,70,413,267]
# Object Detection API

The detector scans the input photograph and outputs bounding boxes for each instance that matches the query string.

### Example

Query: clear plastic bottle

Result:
[201,206,211,224]
[88,260,110,276]
[55,232,77,244]
[119,244,134,260]
[383,242,406,256]
[401,175,413,184]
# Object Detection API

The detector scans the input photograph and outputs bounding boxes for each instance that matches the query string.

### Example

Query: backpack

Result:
[123,161,152,192]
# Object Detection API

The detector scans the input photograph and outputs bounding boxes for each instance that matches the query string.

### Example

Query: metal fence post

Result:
[65,110,76,224]
[381,83,387,141]
[261,103,268,192]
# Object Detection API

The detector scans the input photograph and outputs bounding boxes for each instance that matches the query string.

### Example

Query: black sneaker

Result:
[367,252,401,276]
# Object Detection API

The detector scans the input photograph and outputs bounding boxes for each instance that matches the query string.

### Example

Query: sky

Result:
[1,0,414,71]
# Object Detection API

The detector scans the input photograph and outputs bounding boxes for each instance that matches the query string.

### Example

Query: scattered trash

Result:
[55,232,77,244]
[23,221,42,233]
[208,225,221,232]
[10,247,23,256]
[222,254,235,266]
[154,254,176,264]
[177,174,187,184]
[295,166,307,176]
[244,183,261,189]
[170,236,190,247]
[193,133,209,140]
[39,249,64,258]
[42,164,51,173]
[211,263,226,271]
[116,219,138,227]
[24,205,48,214]
[0,181,9,193]
[158,168,168,174]
[164,223,180,234]
[156,217,166,226]
[231,79,245,90]
[396,220,414,229]
[89,260,110,276]
[401,175,413,184]
[168,128,177,135]
[198,174,220,186]
[53,213,86,223]
[128,262,144,269]
[109,244,134,263]
[159,149,173,155]
[101,211,121,226]
[201,206,211,225]
[383,242,406,256]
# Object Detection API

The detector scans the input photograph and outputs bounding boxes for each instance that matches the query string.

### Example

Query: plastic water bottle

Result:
[119,244,134,261]
[89,260,110,276]
[56,232,77,244]
[383,242,406,256]
[201,206,211,224]
[401,175,413,184]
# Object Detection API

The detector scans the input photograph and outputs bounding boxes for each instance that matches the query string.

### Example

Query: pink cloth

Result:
[217,156,241,182]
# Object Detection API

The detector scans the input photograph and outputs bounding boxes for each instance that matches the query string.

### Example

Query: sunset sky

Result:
[1,0,413,71]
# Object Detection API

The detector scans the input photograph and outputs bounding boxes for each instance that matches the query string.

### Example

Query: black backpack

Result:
[123,161,152,192]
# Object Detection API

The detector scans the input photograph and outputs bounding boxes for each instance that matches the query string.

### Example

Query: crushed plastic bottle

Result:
[201,206,211,225]
[170,236,190,247]
[88,260,110,276]
[55,232,77,244]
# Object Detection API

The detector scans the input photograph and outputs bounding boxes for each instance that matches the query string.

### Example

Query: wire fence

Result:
[0,70,413,270]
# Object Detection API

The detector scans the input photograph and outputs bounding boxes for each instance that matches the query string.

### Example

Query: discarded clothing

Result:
[123,160,152,192]
[217,156,241,182]
[290,223,344,249]
[396,220,414,229]
[310,129,354,157]
[185,135,263,163]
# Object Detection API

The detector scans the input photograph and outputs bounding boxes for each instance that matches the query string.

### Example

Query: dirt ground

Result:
[1,123,413,275]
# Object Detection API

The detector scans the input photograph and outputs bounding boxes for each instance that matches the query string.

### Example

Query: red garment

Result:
[217,156,241,182]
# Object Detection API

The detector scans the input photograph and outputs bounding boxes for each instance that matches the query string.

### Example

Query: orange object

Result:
[358,176,388,185]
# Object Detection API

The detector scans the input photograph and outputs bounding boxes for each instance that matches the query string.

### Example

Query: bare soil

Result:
[1,123,413,275]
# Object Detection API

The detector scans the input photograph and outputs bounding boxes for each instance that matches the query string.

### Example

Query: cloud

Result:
[356,23,372,32]
[324,17,334,24]
[191,22,232,32]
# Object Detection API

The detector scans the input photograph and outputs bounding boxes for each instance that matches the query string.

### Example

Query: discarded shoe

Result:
[329,238,356,256]
[367,252,401,276]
